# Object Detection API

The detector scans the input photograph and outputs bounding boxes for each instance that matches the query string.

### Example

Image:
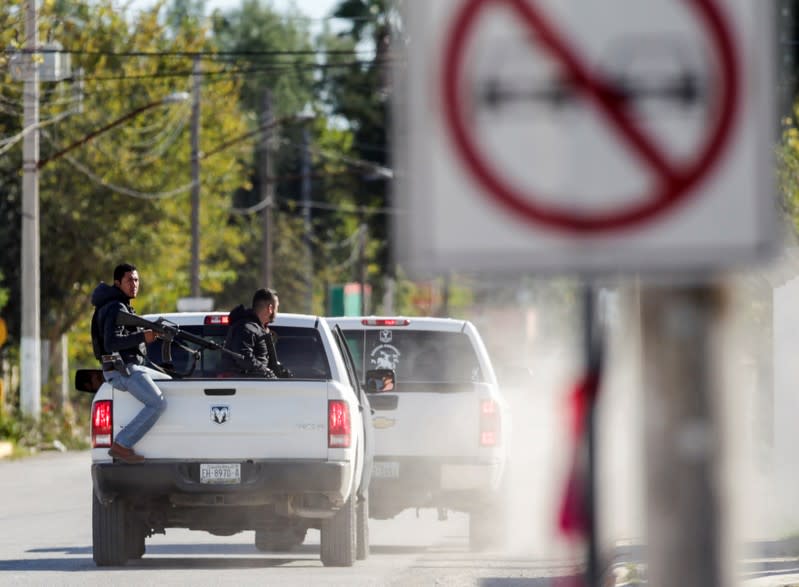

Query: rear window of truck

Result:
[146,325,331,379]
[341,329,483,384]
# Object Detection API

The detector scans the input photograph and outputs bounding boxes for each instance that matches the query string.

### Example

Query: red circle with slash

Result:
[441,0,741,233]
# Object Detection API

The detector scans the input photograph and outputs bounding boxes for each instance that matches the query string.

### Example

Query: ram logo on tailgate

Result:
[210,405,230,424]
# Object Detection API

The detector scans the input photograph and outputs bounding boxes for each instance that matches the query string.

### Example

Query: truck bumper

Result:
[92,460,351,506]
[368,456,505,518]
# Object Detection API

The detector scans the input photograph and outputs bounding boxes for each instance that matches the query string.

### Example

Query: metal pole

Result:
[641,283,723,587]
[359,223,367,315]
[301,124,312,313]
[20,0,41,419]
[582,282,600,587]
[191,56,201,298]
[190,56,201,297]
[260,89,273,287]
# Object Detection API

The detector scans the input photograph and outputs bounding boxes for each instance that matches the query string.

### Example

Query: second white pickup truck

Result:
[326,316,510,551]
[77,312,373,568]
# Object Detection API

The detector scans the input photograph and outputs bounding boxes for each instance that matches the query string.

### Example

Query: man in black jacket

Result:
[90,263,169,464]
[221,288,290,378]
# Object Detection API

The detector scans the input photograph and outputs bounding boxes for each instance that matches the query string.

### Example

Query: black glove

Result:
[275,363,293,378]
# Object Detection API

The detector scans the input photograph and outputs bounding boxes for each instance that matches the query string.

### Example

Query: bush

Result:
[0,403,90,452]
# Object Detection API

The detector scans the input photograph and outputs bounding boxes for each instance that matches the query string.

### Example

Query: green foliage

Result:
[0,404,90,451]
[0,0,252,393]
[211,0,314,118]
[319,0,395,276]
[779,112,799,228]
[0,269,8,313]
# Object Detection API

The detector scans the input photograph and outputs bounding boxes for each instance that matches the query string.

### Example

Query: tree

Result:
[319,0,398,301]
[210,1,339,313]
[0,0,251,402]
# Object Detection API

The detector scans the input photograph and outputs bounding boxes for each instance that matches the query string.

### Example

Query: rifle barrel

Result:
[116,312,242,360]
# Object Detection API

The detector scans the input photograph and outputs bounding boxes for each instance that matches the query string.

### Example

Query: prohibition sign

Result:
[441,0,741,233]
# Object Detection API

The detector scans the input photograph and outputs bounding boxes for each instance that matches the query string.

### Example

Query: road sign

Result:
[395,0,776,275]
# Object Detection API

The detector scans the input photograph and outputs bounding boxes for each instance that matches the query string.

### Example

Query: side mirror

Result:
[75,369,104,393]
[365,368,396,393]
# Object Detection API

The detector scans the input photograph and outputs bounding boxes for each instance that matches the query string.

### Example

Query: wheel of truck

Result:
[255,527,307,552]
[92,490,129,566]
[469,505,506,552]
[126,517,147,560]
[356,493,370,560]
[320,495,356,567]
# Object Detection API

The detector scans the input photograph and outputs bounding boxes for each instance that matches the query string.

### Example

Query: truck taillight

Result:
[328,400,351,448]
[361,318,410,326]
[92,400,113,448]
[204,315,229,325]
[479,399,500,447]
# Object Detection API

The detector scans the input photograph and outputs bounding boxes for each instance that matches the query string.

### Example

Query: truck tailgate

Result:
[112,380,329,460]
[369,383,493,458]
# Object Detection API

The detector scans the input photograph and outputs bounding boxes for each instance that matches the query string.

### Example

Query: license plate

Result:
[372,461,399,479]
[200,463,241,485]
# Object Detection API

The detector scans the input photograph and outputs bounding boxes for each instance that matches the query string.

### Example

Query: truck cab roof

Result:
[143,311,322,329]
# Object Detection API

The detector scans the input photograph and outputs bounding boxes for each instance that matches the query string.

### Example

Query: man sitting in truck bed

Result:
[221,288,290,378]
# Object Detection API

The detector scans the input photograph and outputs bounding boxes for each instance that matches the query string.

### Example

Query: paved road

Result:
[0,451,581,586]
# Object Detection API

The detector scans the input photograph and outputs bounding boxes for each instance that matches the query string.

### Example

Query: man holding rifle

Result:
[221,288,291,378]
[90,263,169,464]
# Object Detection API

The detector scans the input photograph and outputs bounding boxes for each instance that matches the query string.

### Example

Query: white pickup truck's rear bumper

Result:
[368,455,504,519]
[92,460,352,510]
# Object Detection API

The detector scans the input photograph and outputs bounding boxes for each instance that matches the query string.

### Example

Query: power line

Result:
[9,47,379,57]
[49,59,394,83]
[40,129,195,199]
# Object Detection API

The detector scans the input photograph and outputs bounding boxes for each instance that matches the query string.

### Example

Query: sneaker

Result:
[108,442,145,464]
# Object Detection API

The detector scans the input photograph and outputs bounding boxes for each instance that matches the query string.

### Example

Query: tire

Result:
[356,493,370,560]
[469,505,506,552]
[320,496,356,567]
[255,527,307,552]
[126,518,146,560]
[92,490,129,566]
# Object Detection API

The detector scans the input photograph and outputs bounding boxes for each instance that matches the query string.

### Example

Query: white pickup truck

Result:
[76,312,373,567]
[326,316,510,550]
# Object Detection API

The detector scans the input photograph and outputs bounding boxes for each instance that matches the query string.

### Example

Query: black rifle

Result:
[116,312,243,367]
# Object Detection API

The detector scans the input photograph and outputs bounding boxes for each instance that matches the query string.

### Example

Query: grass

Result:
[0,403,90,456]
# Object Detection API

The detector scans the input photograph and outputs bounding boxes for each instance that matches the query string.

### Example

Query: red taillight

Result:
[92,400,113,448]
[361,318,410,327]
[205,314,229,325]
[328,400,351,448]
[479,399,500,447]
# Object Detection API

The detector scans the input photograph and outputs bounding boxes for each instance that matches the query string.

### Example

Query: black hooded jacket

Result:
[90,282,147,365]
[220,304,277,378]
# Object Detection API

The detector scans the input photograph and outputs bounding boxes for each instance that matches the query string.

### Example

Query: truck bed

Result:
[110,379,330,461]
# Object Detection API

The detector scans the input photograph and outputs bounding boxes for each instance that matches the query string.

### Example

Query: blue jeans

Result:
[103,364,170,449]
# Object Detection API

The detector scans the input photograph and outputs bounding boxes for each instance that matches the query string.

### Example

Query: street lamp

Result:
[19,91,189,420]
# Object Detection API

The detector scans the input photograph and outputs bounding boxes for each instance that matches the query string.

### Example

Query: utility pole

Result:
[190,55,201,297]
[301,123,313,313]
[20,0,41,419]
[641,283,724,587]
[259,89,274,288]
[358,223,367,315]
